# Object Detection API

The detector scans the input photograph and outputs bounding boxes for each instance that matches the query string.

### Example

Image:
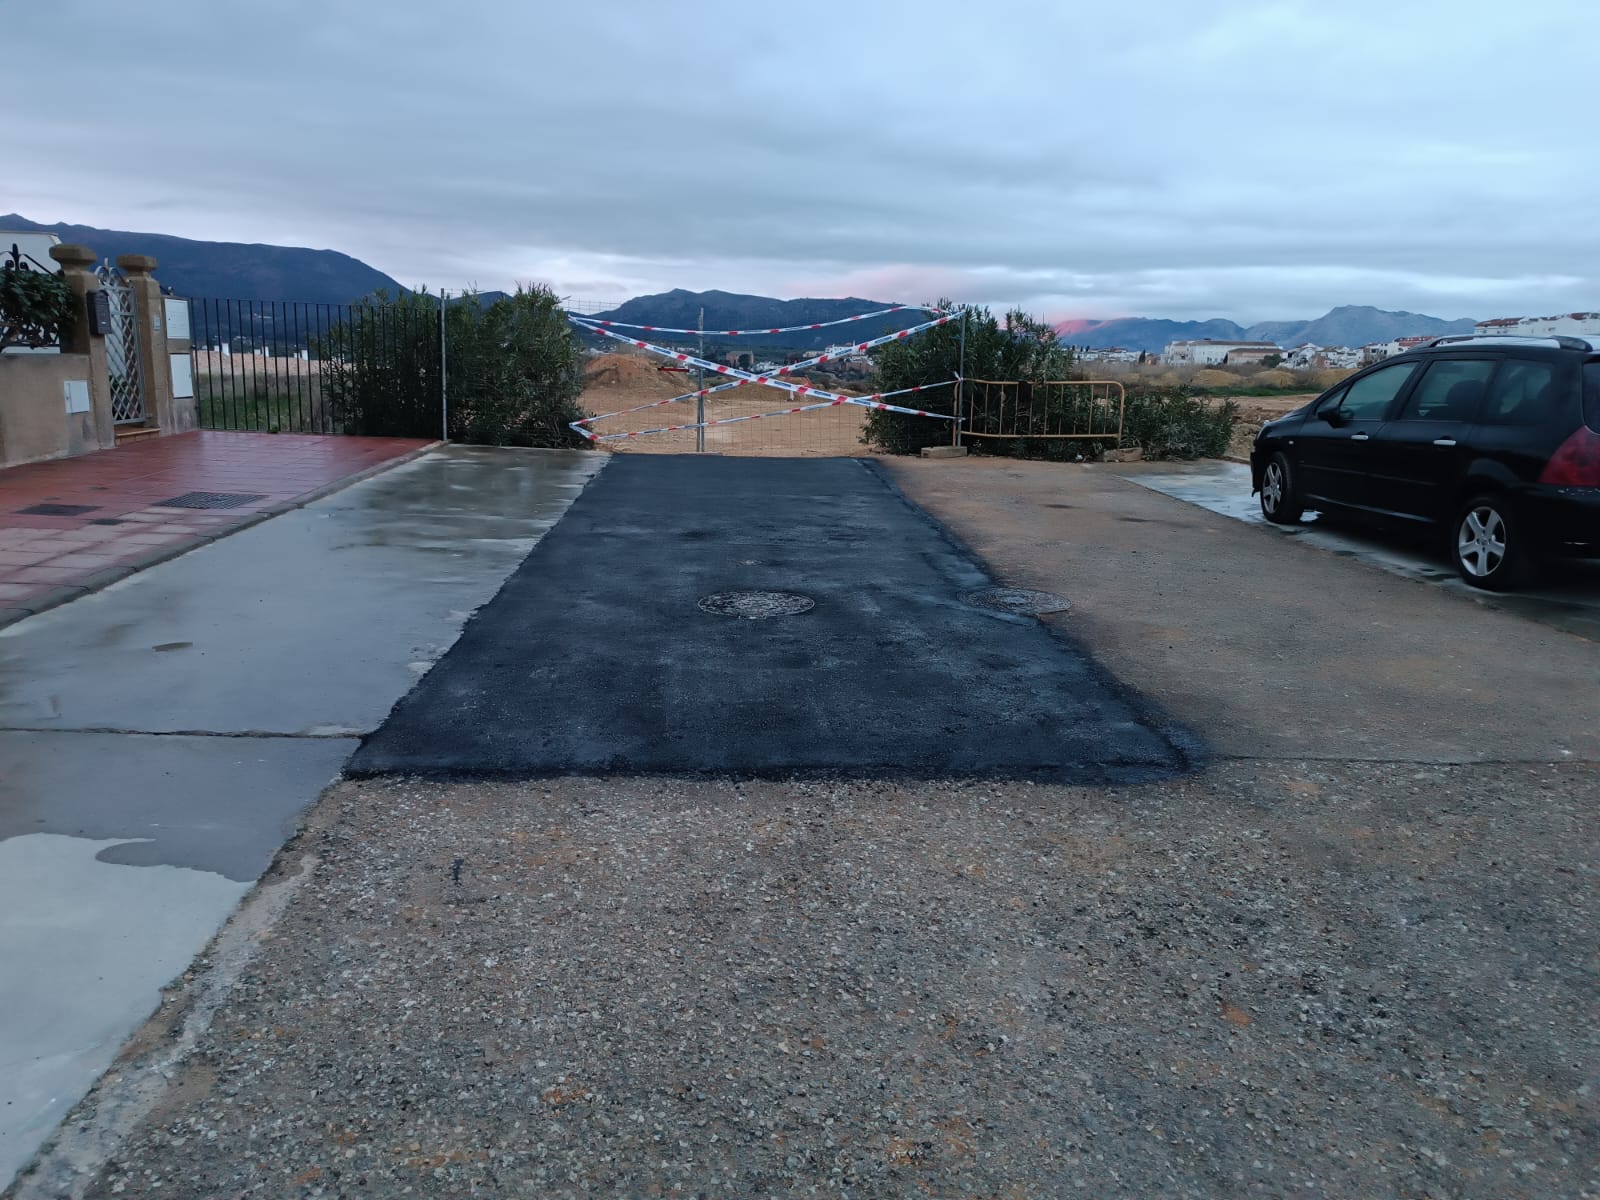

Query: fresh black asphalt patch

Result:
[349,456,1197,781]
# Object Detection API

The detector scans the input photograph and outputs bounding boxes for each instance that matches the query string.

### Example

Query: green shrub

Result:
[1118,387,1238,460]
[862,301,1075,455]
[446,286,586,447]
[0,265,75,351]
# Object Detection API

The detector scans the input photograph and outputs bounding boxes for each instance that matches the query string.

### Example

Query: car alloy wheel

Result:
[1457,504,1507,580]
[1262,462,1285,514]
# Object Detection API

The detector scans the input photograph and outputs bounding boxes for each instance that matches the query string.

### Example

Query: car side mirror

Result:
[1321,408,1346,427]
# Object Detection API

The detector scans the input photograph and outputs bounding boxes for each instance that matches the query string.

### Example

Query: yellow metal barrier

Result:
[961,378,1125,444]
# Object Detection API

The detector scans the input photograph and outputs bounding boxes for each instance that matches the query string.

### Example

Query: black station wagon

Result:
[1251,334,1600,589]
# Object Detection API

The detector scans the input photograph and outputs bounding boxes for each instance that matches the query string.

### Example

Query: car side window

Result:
[1396,359,1496,422]
[1329,362,1419,421]
[1479,360,1556,426]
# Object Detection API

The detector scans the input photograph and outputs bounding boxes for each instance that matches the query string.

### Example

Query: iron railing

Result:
[191,297,442,437]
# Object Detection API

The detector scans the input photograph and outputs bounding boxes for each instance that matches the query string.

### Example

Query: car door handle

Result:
[1432,438,1457,447]
[1351,433,1370,441]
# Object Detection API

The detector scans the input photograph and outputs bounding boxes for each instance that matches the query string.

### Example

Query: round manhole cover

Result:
[698,590,816,619]
[961,587,1071,616]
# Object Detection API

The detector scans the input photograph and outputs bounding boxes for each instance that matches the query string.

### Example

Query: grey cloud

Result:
[3,0,1595,322]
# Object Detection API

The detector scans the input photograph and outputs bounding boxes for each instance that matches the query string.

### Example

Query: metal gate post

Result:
[954,306,967,446]
[439,289,449,443]
[696,307,705,453]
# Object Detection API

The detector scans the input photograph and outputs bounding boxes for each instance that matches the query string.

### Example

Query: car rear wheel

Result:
[1260,453,1304,524]
[1453,494,1526,591]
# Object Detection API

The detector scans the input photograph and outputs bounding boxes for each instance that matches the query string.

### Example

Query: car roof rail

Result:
[1420,333,1598,352]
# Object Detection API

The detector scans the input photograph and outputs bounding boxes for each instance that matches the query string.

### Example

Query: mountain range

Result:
[1,214,404,305]
[2,216,1480,349]
[1055,306,1476,353]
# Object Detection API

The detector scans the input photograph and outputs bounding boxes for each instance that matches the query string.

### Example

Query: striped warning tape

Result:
[574,380,961,442]
[568,311,956,410]
[574,309,953,427]
[572,303,943,337]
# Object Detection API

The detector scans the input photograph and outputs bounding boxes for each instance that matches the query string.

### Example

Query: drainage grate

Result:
[18,503,100,517]
[698,590,815,619]
[961,587,1072,616]
[154,491,267,510]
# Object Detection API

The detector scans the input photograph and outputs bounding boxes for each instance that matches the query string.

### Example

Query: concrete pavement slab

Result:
[0,447,601,735]
[0,446,602,1190]
[350,455,1195,781]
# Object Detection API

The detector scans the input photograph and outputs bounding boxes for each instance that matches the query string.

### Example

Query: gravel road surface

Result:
[16,456,1595,1200]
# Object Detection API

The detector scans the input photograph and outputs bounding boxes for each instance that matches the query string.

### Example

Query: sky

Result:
[3,1,1595,324]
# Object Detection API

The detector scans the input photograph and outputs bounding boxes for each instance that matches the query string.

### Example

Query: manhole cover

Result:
[961,587,1071,616]
[154,491,267,510]
[698,590,815,619]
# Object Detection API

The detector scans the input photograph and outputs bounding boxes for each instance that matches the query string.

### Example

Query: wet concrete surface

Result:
[1124,461,1600,642]
[0,447,602,1189]
[0,732,354,881]
[0,447,600,735]
[350,455,1194,781]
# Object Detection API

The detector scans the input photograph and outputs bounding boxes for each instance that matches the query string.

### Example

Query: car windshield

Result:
[1586,360,1600,430]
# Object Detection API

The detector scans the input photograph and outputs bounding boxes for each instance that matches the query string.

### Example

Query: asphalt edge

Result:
[0,440,444,632]
[868,456,1211,777]
[342,450,610,778]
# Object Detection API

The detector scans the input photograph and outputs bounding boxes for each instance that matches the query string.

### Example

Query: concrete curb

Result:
[0,441,443,632]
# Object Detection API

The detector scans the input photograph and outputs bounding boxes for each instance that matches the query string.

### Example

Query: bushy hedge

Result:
[1119,387,1239,460]
[316,285,587,446]
[862,302,1074,455]
[0,265,75,351]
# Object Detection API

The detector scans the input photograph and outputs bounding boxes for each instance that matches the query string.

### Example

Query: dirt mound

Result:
[1190,368,1240,389]
[582,351,690,400]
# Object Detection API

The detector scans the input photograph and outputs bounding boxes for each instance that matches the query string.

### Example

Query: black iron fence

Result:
[191,297,442,437]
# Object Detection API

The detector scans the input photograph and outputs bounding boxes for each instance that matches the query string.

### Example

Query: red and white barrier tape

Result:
[573,303,943,337]
[569,311,956,407]
[574,310,956,428]
[576,381,961,442]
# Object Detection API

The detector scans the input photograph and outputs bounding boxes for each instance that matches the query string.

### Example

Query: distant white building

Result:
[1161,339,1281,366]
[820,343,870,365]
[1361,335,1435,364]
[1474,312,1600,338]
[1076,346,1141,364]
[1284,343,1363,370]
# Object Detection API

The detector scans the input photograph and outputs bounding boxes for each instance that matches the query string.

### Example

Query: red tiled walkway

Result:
[0,432,433,624]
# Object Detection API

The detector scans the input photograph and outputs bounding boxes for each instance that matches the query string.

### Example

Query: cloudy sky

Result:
[4,1,1594,323]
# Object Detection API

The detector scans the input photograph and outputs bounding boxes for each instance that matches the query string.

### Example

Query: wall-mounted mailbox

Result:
[86,290,112,336]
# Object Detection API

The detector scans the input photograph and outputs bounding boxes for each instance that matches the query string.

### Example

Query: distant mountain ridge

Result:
[1057,305,1476,353]
[0,214,405,305]
[0,221,1484,352]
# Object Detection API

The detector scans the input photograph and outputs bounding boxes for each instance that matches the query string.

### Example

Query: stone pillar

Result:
[117,253,173,433]
[49,243,116,450]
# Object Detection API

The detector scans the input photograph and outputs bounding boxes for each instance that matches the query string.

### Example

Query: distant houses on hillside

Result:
[1160,339,1282,366]
[1474,311,1600,338]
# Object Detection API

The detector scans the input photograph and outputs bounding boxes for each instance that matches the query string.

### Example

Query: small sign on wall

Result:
[163,297,191,342]
[63,379,92,414]
[170,353,195,399]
